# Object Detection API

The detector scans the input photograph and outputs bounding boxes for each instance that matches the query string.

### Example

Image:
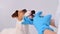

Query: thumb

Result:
[35,11,42,17]
[44,14,52,21]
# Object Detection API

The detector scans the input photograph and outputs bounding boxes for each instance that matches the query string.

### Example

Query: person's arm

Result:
[44,29,56,34]
[50,19,56,27]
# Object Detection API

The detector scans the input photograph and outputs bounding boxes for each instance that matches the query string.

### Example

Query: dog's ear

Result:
[22,9,27,13]
[11,10,18,18]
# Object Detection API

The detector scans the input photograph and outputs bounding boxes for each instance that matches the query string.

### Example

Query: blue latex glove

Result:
[22,11,42,25]
[33,12,53,34]
[22,16,33,25]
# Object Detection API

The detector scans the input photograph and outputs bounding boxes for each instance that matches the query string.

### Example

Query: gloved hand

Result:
[33,12,53,34]
[22,16,33,25]
[22,11,42,25]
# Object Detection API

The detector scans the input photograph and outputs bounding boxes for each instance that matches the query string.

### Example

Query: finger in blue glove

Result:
[22,16,33,25]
